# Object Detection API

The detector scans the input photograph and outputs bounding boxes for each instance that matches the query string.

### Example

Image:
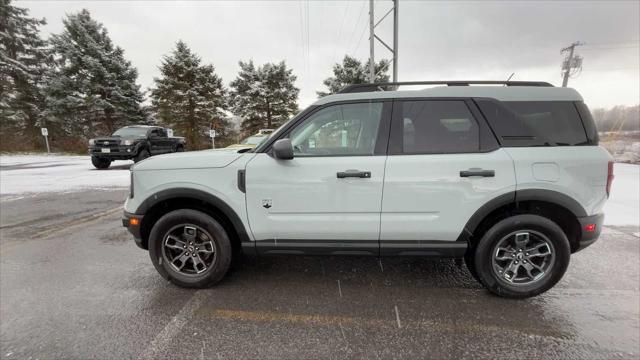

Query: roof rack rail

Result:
[338,81,554,94]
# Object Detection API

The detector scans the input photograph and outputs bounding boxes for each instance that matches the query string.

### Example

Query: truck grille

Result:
[95,140,119,147]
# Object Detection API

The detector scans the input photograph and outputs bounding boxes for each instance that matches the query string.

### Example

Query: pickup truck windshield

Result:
[112,127,149,137]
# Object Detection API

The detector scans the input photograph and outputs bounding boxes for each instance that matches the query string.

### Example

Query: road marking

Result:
[202,307,590,341]
[337,280,343,298]
[378,259,384,272]
[32,206,122,239]
[138,292,205,360]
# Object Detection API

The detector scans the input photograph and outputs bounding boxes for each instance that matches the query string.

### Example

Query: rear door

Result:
[380,99,516,255]
[245,101,391,255]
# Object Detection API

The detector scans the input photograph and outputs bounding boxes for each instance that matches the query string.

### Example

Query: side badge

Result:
[262,199,272,209]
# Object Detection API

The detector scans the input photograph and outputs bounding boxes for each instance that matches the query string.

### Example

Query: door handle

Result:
[337,170,371,179]
[460,169,495,177]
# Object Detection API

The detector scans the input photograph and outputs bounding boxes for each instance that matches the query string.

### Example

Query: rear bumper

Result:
[122,211,145,249]
[575,213,604,252]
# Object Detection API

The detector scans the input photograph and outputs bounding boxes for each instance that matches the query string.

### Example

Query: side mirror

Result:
[272,139,294,160]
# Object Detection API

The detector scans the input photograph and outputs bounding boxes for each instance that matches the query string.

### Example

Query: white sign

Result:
[41,128,48,136]
[166,129,174,137]
[209,129,217,138]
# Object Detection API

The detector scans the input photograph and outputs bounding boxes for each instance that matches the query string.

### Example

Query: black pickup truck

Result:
[88,125,186,169]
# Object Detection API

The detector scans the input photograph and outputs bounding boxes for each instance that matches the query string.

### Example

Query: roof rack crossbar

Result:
[338,81,554,93]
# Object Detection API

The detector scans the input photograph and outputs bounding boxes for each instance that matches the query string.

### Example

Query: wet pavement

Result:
[1,190,639,359]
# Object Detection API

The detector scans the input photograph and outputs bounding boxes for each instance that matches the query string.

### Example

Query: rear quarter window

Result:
[476,100,590,146]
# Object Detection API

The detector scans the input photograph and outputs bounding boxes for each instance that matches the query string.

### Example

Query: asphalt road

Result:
[1,189,638,359]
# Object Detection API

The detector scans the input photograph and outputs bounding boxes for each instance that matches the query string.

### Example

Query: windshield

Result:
[112,127,148,137]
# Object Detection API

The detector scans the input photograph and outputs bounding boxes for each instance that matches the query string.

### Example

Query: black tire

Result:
[464,250,481,283]
[176,145,184,152]
[134,149,150,163]
[148,209,232,288]
[473,214,570,299]
[91,156,111,169]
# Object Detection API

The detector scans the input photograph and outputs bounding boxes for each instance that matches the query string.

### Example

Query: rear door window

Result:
[398,100,480,154]
[476,100,589,146]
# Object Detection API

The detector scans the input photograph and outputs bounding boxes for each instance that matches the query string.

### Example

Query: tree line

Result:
[1,1,387,152]
[592,105,639,133]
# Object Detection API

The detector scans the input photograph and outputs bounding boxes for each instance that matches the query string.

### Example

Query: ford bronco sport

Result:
[122,81,613,298]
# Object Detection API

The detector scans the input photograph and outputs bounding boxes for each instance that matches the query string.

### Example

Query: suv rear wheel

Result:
[148,209,232,288]
[473,214,570,298]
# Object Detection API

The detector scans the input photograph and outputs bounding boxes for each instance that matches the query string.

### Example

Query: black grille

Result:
[95,140,119,147]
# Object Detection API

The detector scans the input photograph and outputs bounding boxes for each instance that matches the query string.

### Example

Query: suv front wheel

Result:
[148,209,232,288]
[472,214,570,298]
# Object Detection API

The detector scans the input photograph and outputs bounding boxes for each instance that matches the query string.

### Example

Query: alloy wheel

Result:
[161,224,217,276]
[492,230,556,286]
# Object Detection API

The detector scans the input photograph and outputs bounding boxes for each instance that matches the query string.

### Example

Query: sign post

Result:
[209,129,216,149]
[41,128,50,154]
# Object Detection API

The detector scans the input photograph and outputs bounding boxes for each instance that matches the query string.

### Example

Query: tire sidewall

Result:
[91,156,111,169]
[134,149,149,163]
[474,214,570,298]
[148,209,232,288]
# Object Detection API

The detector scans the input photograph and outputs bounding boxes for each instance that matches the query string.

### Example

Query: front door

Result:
[245,101,391,255]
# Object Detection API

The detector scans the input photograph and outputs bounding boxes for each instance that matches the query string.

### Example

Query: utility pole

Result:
[368,0,399,83]
[561,41,584,87]
[369,0,375,83]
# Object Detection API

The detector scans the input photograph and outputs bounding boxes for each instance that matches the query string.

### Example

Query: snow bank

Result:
[1,154,638,227]
[1,154,130,196]
[603,163,639,226]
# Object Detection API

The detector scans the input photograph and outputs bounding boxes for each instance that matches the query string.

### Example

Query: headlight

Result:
[89,139,95,145]
[123,139,134,146]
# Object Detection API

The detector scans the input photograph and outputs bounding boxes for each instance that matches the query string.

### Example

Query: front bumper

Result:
[89,145,136,159]
[574,213,604,252]
[122,211,145,249]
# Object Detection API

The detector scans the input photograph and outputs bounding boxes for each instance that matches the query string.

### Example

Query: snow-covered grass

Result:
[1,154,638,228]
[0,154,130,196]
[603,163,639,227]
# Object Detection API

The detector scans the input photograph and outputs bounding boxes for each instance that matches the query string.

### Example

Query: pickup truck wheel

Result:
[91,156,111,169]
[148,209,232,288]
[473,214,570,299]
[176,145,184,152]
[134,149,150,163]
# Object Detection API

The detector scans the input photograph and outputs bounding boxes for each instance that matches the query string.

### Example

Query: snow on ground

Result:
[603,163,639,227]
[1,154,638,227]
[0,154,130,197]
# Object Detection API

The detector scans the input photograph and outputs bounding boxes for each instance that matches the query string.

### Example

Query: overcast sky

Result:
[22,0,640,109]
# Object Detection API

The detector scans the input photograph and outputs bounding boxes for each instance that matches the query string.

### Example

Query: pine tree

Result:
[0,0,50,148]
[317,55,390,97]
[229,60,299,137]
[44,9,145,139]
[150,41,229,149]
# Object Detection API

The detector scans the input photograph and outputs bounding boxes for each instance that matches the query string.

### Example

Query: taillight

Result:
[606,161,614,197]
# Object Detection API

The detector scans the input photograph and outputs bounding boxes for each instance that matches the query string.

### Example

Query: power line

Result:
[580,45,639,51]
[306,0,310,71]
[352,16,369,56]
[345,0,367,58]
[582,40,639,47]
[299,2,306,76]
[331,0,351,65]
